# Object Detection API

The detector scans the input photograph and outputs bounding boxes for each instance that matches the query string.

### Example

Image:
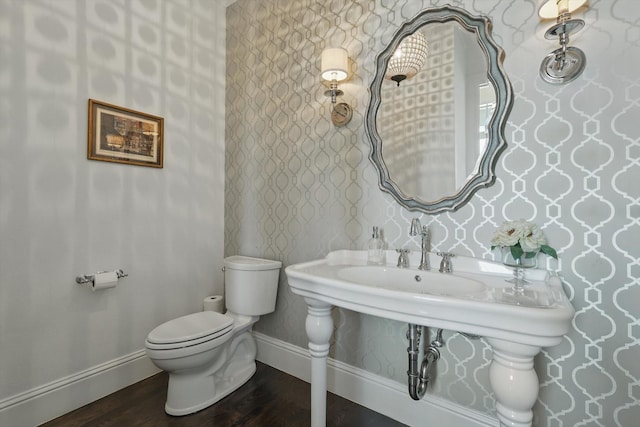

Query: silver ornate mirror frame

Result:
[365,5,513,214]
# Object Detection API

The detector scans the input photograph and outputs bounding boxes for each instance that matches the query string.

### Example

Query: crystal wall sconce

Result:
[321,47,352,127]
[539,0,588,84]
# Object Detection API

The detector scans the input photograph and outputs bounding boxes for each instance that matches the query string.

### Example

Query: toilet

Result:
[144,255,281,416]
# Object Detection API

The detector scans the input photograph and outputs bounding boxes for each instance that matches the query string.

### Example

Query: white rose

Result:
[491,220,521,247]
[520,223,547,253]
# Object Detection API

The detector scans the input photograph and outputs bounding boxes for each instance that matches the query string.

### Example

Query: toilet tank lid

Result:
[224,255,282,271]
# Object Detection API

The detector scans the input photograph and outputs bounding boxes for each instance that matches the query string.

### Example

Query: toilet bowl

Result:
[144,256,281,416]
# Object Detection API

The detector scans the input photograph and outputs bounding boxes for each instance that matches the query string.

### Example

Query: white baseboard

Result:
[254,332,499,427]
[0,350,160,427]
[0,334,498,427]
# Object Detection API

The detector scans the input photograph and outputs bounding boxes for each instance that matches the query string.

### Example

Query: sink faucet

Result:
[396,249,410,268]
[410,218,430,271]
[437,252,455,273]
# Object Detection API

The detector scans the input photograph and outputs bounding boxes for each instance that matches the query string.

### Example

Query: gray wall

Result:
[0,0,226,404]
[225,1,640,426]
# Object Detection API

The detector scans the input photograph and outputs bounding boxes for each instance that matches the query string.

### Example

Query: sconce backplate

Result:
[540,46,586,84]
[331,102,352,127]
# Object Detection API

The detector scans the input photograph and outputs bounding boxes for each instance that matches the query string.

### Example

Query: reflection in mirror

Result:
[385,31,428,87]
[365,6,512,214]
[380,22,496,202]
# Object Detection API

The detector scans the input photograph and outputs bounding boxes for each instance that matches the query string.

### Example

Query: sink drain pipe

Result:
[407,324,444,400]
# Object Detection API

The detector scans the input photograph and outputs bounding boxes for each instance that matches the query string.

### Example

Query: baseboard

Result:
[0,334,498,427]
[254,332,499,427]
[0,350,160,427]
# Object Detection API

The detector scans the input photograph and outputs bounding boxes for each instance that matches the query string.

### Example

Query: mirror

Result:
[365,6,513,214]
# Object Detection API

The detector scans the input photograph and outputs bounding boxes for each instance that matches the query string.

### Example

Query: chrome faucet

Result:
[437,252,455,273]
[396,249,410,268]
[410,218,430,271]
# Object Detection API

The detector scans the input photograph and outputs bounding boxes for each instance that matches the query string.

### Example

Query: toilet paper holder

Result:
[76,269,128,285]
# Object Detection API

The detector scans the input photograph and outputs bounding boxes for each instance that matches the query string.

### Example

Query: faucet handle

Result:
[436,252,455,273]
[396,249,410,268]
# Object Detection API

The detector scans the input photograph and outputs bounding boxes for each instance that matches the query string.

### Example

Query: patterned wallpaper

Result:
[225,1,639,426]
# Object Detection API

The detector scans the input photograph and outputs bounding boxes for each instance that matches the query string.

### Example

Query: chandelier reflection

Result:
[385,31,428,87]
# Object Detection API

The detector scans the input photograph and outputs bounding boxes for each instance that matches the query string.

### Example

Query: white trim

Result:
[254,332,499,427]
[0,334,499,427]
[0,350,159,427]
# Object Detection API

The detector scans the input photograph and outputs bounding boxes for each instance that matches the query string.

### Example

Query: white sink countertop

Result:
[286,250,575,347]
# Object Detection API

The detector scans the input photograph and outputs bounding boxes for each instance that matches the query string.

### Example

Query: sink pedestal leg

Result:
[304,298,333,427]
[487,338,541,427]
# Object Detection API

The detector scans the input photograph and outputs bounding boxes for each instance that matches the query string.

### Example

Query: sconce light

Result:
[385,31,428,87]
[321,47,352,127]
[539,0,588,84]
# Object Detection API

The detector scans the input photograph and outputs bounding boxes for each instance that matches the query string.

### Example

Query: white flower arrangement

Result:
[491,219,557,261]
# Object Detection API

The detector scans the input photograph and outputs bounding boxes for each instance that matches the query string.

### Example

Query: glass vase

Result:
[502,248,537,292]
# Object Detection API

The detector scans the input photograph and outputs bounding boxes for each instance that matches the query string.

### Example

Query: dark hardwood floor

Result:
[39,362,407,427]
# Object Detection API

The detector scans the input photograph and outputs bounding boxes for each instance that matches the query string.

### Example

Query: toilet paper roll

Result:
[92,271,118,291]
[203,295,225,313]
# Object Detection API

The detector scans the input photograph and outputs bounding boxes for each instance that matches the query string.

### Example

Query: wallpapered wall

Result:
[225,0,639,426]
[0,0,226,411]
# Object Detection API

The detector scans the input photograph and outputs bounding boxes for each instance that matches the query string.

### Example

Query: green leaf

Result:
[524,251,537,258]
[510,245,523,260]
[540,244,558,259]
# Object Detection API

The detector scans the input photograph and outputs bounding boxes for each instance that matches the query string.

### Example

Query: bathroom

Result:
[0,0,637,426]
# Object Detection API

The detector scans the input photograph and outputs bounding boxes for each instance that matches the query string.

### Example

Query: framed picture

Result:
[88,99,164,168]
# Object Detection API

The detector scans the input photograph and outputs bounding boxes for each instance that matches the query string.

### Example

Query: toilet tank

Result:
[224,256,282,316]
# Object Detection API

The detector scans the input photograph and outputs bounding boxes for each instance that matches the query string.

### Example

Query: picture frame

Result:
[88,99,164,168]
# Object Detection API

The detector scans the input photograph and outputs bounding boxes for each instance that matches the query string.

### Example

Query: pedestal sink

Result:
[285,250,574,427]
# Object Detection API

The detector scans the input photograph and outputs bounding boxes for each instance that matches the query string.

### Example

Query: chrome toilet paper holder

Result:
[76,269,128,285]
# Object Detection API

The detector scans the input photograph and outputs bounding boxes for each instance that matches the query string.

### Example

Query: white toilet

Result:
[144,255,281,416]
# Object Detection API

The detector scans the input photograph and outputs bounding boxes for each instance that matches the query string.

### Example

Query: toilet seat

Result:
[146,311,233,350]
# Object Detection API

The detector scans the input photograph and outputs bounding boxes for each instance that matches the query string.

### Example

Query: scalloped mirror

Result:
[365,6,513,214]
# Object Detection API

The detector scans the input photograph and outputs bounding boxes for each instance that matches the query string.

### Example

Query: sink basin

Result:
[336,265,486,297]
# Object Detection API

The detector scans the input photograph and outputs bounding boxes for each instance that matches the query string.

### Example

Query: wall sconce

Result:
[321,47,352,127]
[385,31,428,87]
[539,0,588,84]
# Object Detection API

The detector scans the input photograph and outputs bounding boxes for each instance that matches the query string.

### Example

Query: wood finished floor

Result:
[39,362,407,427]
